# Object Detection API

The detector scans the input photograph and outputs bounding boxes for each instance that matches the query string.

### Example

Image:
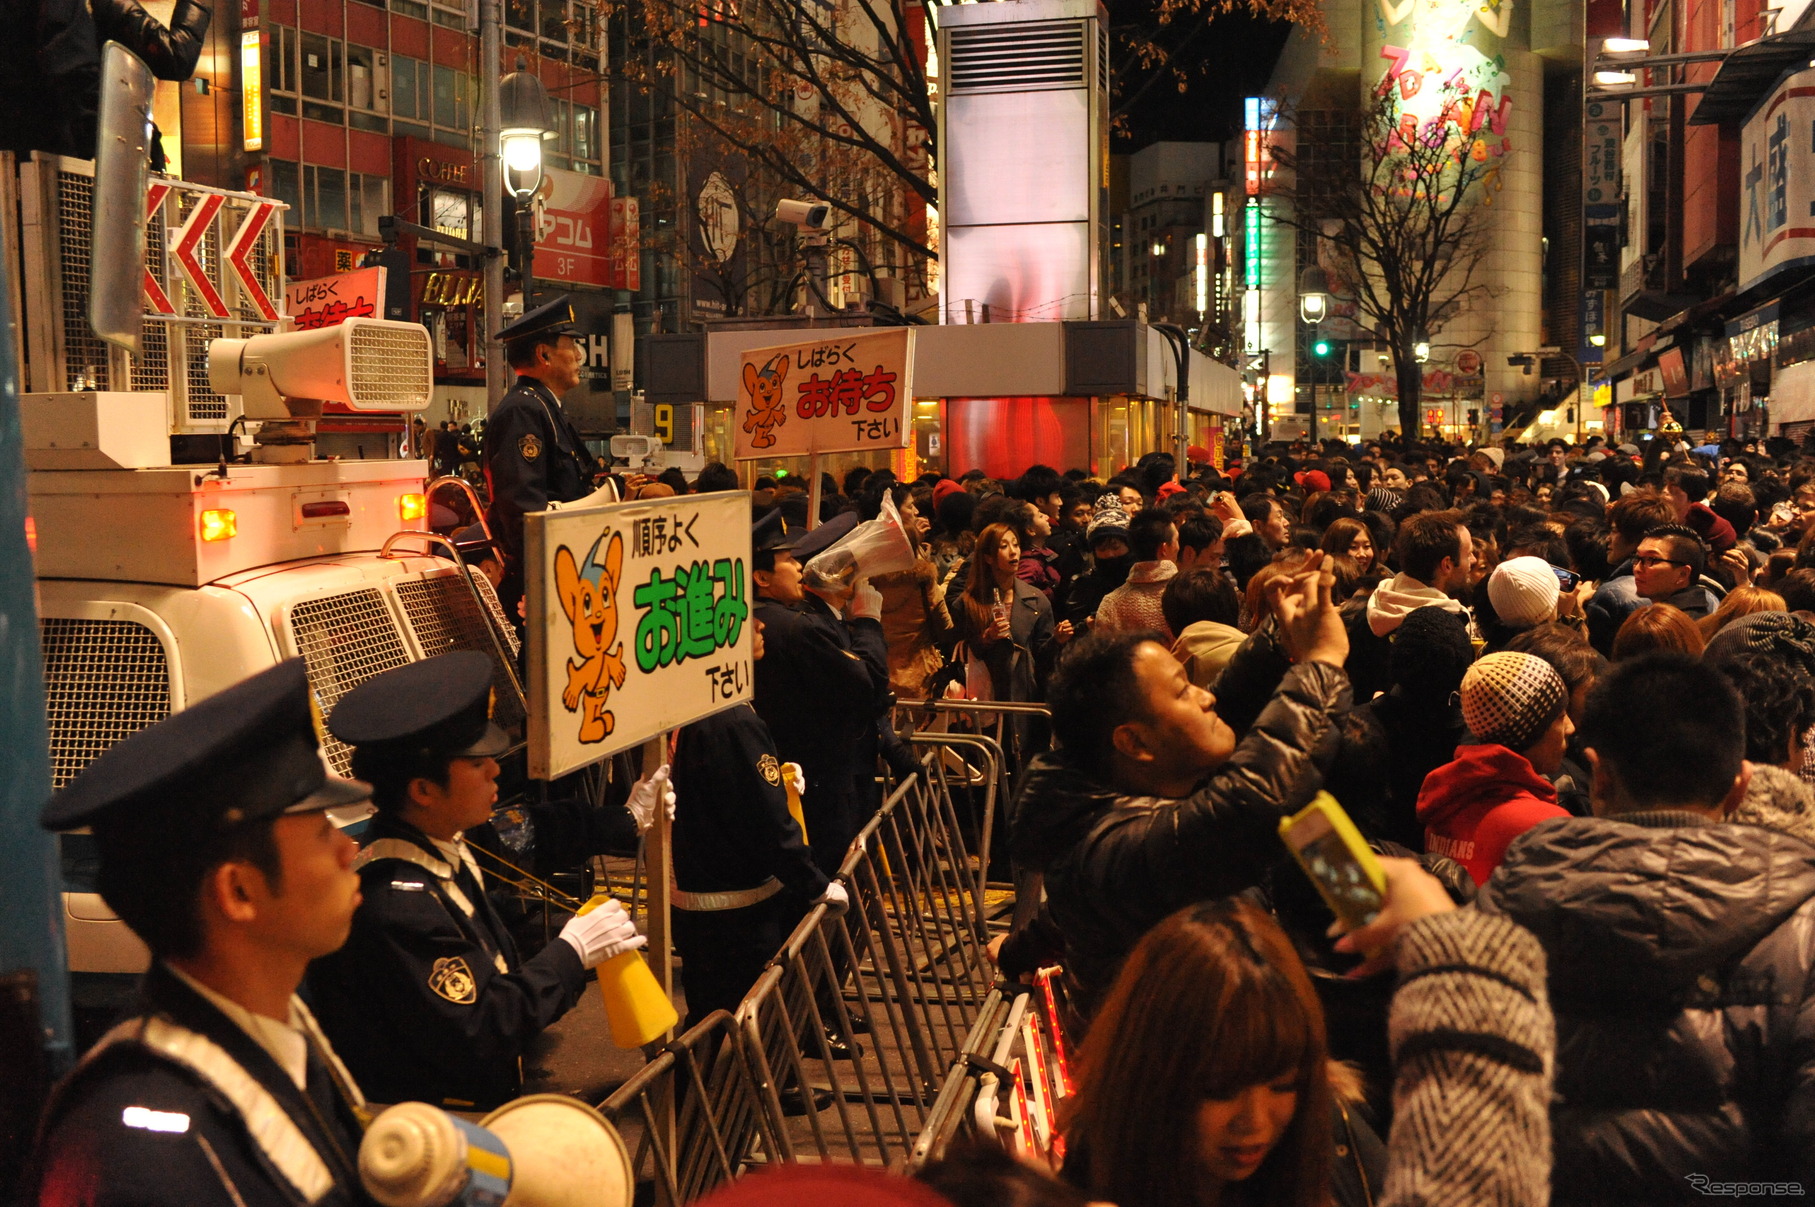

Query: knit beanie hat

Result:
[1461,652,1567,753]
[1704,610,1815,675]
[1389,605,1474,702]
[931,478,964,508]
[1487,556,1561,628]
[1087,493,1131,547]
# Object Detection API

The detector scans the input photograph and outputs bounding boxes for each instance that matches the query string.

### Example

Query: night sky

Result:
[1112,11,1293,149]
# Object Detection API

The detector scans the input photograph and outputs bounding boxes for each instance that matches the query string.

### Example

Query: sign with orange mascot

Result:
[732,328,914,460]
[525,492,753,777]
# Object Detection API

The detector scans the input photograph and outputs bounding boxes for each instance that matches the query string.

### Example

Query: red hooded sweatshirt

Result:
[1415,744,1568,886]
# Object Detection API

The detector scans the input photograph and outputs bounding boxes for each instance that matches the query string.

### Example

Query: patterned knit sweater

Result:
[1382,908,1554,1207]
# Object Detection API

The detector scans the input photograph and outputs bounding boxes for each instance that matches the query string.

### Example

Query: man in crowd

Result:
[1478,653,1815,1199]
[1415,651,1571,886]
[30,662,373,1206]
[1174,514,1224,574]
[1631,523,1718,617]
[1347,510,1473,701]
[1093,507,1179,639]
[1661,463,1738,553]
[994,551,1351,1020]
[1241,494,1291,551]
[1583,489,1677,653]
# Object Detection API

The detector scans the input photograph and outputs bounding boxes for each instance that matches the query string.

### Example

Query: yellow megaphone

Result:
[575,893,678,1048]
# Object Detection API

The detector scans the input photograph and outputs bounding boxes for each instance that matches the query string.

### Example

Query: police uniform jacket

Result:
[31,962,371,1207]
[751,594,891,871]
[672,702,828,900]
[305,815,588,1110]
[482,376,597,561]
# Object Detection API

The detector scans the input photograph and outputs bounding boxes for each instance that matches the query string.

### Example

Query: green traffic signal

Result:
[1312,339,1332,357]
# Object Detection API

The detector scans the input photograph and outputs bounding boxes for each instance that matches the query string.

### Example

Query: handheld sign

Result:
[525,492,753,778]
[733,327,914,460]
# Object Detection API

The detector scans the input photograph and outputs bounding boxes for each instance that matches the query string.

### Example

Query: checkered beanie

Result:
[1461,652,1567,753]
[1087,494,1131,545]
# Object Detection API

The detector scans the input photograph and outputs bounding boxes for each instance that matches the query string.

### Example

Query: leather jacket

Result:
[998,632,1350,1022]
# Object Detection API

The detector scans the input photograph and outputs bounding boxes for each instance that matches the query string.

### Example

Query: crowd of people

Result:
[29,404,1815,1206]
[710,430,1815,1204]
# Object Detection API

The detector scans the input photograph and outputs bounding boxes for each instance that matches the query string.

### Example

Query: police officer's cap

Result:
[788,511,860,563]
[499,295,580,350]
[752,509,800,555]
[41,659,370,833]
[328,651,510,761]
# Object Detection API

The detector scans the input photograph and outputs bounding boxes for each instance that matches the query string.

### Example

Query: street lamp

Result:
[500,58,554,308]
[1414,339,1431,363]
[1510,346,1587,441]
[1298,265,1330,324]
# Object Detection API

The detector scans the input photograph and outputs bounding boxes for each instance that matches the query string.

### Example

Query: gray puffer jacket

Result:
[1477,812,1815,1203]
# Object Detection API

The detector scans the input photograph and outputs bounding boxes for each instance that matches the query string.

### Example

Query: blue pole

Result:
[0,244,72,1071]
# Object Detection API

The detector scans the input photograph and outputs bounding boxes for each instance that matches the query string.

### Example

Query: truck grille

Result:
[288,588,413,775]
[395,570,524,728]
[350,323,434,411]
[39,619,173,789]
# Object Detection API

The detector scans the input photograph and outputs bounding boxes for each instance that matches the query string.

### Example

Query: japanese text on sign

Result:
[526,492,753,778]
[733,327,914,460]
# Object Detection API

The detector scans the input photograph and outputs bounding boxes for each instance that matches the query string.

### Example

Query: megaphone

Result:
[801,490,916,592]
[359,1096,633,1207]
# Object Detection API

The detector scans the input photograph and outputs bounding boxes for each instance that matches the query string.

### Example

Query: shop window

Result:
[271,26,297,94]
[392,55,428,122]
[308,165,348,232]
[506,0,534,32]
[352,173,390,237]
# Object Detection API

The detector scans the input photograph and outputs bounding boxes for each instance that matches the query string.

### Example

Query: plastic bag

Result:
[802,490,917,592]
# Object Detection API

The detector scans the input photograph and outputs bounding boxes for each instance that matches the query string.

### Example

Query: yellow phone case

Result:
[1279,791,1388,928]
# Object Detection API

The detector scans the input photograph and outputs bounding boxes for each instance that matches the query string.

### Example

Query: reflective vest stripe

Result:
[353,839,509,973]
[90,1016,337,1204]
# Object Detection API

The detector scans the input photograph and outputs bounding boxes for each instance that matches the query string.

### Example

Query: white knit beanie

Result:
[1487,556,1561,629]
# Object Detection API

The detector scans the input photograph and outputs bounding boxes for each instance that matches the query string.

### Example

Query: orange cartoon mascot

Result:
[555,530,627,743]
[740,353,790,449]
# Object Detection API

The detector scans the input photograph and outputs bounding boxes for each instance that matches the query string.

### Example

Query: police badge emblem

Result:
[428,956,478,1004]
[758,753,782,785]
[519,433,542,461]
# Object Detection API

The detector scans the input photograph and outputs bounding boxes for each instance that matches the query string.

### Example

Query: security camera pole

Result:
[776,200,833,318]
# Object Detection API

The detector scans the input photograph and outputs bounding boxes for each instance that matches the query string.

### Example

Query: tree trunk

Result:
[1396,357,1424,442]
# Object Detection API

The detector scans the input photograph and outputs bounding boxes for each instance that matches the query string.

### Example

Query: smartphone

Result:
[1279,792,1387,931]
[1551,565,1581,591]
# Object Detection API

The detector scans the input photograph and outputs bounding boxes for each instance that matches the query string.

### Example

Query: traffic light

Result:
[1312,337,1332,358]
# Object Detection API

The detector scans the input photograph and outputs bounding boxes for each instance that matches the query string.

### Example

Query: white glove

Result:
[626,764,675,833]
[812,881,850,917]
[781,761,806,798]
[849,580,883,621]
[558,897,646,969]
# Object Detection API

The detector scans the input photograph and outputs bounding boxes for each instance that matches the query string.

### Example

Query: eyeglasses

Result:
[1632,554,1689,570]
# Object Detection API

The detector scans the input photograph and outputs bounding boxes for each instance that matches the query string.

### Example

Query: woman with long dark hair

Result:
[951,523,1072,710]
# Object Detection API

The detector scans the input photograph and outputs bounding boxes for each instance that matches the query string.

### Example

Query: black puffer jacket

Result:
[1477,812,1815,1202]
[997,648,1350,1021]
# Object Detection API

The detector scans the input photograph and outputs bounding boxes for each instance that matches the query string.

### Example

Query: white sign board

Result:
[525,492,753,778]
[733,327,913,460]
[1740,69,1815,293]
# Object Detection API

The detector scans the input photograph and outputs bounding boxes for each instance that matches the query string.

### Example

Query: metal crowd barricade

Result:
[729,752,996,1171]
[597,1010,782,1205]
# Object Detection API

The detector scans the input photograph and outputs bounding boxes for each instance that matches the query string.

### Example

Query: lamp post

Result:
[1298,267,1331,443]
[500,59,554,311]
[1509,347,1587,442]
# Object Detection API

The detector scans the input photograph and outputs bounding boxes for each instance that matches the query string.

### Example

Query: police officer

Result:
[31,660,375,1207]
[305,651,643,1110]
[483,296,605,619]
[670,523,851,1024]
[751,511,892,875]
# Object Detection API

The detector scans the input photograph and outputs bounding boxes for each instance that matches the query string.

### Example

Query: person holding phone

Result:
[992,550,1350,1021]
[1062,862,1554,1207]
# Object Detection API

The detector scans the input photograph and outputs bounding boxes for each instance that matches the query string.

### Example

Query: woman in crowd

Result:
[1062,865,1553,1207]
[1002,499,1062,600]
[951,524,1073,755]
[1319,517,1379,581]
[1697,582,1786,641]
[1611,601,1705,660]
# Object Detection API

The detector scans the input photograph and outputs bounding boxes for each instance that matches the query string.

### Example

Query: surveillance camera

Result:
[774,199,831,229]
